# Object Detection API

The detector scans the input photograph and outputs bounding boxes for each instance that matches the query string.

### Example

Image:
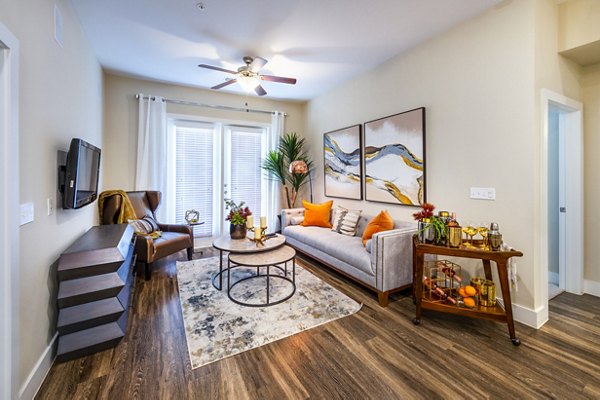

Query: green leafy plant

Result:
[224,199,251,226]
[262,132,313,209]
[414,202,447,244]
[429,216,448,244]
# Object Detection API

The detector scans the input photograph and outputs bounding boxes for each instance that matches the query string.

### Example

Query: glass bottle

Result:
[448,212,462,248]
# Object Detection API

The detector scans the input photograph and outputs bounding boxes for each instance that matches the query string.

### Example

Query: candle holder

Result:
[248,226,269,246]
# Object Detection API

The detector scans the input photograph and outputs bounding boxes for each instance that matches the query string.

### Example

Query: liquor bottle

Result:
[448,212,462,248]
[423,276,457,305]
[441,266,462,284]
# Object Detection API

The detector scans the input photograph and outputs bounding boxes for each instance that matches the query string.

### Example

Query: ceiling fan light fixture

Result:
[237,75,260,92]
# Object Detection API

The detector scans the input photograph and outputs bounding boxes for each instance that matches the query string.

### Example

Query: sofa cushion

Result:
[331,206,362,236]
[362,210,394,245]
[301,200,333,228]
[283,225,373,276]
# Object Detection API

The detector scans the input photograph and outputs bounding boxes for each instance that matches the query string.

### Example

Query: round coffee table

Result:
[211,234,286,290]
[227,245,296,307]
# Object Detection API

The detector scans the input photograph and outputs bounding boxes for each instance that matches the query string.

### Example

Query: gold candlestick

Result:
[248,226,269,246]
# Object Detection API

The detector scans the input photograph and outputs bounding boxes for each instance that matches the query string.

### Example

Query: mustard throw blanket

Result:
[98,190,137,224]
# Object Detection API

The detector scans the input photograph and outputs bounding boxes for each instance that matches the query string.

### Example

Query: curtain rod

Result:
[135,94,287,116]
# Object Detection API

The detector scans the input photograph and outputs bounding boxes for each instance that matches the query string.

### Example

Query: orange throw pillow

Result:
[300,200,333,228]
[362,210,394,246]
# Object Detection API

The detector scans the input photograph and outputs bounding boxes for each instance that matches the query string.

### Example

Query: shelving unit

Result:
[412,236,523,345]
[56,224,136,361]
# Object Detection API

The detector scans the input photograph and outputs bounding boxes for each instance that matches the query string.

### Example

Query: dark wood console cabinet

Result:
[56,224,136,362]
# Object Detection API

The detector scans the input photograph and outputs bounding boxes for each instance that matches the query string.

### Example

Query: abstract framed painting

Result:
[363,107,426,206]
[323,125,363,200]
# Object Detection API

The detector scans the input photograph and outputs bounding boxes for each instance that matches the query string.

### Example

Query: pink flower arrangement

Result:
[224,199,252,225]
[413,203,435,221]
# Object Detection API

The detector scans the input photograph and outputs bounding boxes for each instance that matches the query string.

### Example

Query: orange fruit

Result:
[458,287,467,298]
[463,297,476,308]
[464,285,477,297]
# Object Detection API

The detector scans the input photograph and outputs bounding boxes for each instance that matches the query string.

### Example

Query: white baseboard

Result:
[19,333,57,400]
[496,299,547,329]
[548,271,559,286]
[584,280,600,298]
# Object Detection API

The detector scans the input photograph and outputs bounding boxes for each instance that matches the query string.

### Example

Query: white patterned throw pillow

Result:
[331,206,362,236]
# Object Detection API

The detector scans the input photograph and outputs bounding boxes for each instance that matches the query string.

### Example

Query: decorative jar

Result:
[229,224,247,240]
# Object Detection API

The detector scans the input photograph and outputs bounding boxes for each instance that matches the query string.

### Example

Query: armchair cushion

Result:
[128,215,160,235]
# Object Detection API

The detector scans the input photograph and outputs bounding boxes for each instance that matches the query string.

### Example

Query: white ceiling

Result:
[71,0,502,101]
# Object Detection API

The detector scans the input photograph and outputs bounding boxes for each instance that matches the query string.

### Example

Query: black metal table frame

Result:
[212,250,227,290]
[226,255,296,307]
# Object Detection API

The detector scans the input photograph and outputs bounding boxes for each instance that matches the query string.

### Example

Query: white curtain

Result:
[136,94,169,221]
[265,111,284,232]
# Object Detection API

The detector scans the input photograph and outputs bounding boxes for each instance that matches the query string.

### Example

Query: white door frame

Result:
[540,89,584,320]
[0,22,20,400]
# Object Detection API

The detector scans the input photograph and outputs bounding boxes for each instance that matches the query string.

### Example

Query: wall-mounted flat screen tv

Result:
[62,138,101,209]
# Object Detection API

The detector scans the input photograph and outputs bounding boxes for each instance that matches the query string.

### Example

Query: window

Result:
[225,126,265,221]
[168,117,268,240]
[173,121,215,238]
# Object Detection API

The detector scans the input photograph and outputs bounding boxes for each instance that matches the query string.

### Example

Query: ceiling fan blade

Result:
[260,75,297,85]
[198,64,237,75]
[248,57,267,73]
[254,84,267,96]
[211,79,237,90]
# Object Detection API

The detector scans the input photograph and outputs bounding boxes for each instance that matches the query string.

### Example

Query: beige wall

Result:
[558,0,600,51]
[0,0,103,392]
[532,0,583,308]
[103,73,306,190]
[306,1,541,309]
[583,63,600,283]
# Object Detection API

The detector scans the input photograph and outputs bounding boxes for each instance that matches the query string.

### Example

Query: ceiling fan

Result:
[198,56,297,96]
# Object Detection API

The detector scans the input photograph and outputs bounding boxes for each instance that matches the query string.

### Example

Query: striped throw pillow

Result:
[331,206,362,236]
[128,215,159,235]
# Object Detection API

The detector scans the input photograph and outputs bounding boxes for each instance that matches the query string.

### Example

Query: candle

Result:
[254,227,261,240]
[260,216,267,228]
[246,215,253,229]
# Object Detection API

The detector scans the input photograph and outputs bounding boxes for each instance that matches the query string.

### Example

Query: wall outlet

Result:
[470,187,496,200]
[20,202,34,226]
[47,197,55,216]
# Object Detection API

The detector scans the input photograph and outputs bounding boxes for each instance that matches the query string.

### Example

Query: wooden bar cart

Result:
[412,236,524,345]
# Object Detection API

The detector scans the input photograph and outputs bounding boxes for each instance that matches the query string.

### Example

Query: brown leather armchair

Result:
[100,191,193,280]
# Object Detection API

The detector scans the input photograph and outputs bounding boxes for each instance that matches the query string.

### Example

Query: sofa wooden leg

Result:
[145,262,152,281]
[378,291,390,307]
[187,247,193,261]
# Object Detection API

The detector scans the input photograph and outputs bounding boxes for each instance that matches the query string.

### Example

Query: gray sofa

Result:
[281,208,416,306]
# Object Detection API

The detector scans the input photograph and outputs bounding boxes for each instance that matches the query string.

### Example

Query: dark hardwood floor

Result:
[36,249,600,399]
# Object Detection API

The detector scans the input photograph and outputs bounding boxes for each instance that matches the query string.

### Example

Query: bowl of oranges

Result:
[457,285,477,308]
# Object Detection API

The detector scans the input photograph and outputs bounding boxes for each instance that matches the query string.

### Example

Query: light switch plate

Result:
[470,187,496,200]
[47,197,55,216]
[54,4,64,48]
[20,202,34,225]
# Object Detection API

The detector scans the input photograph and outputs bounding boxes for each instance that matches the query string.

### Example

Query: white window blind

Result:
[227,127,264,222]
[174,122,214,237]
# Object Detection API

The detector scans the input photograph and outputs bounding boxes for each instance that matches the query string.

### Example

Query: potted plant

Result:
[413,203,448,245]
[225,199,252,239]
[262,132,313,209]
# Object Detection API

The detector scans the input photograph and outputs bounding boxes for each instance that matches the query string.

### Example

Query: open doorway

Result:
[0,22,20,400]
[541,89,584,320]
[547,104,565,300]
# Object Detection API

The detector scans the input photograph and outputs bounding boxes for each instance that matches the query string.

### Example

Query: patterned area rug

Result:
[176,256,361,369]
